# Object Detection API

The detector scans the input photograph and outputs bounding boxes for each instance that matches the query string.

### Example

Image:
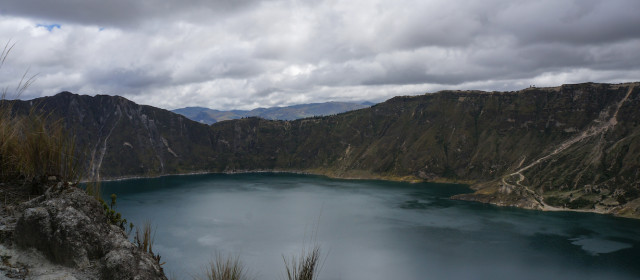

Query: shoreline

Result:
[454,191,640,220]
[93,169,639,220]
[92,169,317,183]
[95,168,474,185]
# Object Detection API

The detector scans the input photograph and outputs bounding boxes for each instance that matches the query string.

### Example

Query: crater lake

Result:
[101,173,640,280]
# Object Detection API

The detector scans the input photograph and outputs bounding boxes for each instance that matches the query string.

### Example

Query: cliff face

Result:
[17,82,640,218]
[16,92,217,180]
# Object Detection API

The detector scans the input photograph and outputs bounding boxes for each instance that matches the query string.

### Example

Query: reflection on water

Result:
[101,173,640,280]
[571,237,633,255]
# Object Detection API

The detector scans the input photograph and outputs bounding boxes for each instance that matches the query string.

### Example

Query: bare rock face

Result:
[14,183,167,280]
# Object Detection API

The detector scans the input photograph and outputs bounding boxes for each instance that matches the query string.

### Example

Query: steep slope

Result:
[207,83,636,178]
[202,82,640,217]
[454,84,640,217]
[12,82,640,218]
[12,92,217,180]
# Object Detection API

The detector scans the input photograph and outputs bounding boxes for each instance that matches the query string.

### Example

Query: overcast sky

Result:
[1,0,639,110]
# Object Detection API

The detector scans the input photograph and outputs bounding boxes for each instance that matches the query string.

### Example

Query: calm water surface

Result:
[101,173,640,280]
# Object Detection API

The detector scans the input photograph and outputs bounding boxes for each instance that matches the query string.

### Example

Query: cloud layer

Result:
[1,0,639,109]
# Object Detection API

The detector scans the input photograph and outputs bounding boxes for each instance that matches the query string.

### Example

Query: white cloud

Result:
[0,0,639,110]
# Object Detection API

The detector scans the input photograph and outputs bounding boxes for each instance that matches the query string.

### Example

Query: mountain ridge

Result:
[172,101,371,124]
[12,82,640,218]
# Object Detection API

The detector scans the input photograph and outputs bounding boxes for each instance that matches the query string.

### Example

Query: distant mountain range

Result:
[172,101,373,124]
[10,82,640,219]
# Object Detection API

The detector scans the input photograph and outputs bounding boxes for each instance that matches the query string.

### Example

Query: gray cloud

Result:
[0,0,639,110]
[496,1,640,46]
[0,0,266,28]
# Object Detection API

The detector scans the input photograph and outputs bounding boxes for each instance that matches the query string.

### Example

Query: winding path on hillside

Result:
[500,85,635,210]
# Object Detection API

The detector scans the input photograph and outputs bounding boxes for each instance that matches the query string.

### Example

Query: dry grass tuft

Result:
[0,41,78,186]
[283,245,322,280]
[135,221,156,254]
[0,100,80,184]
[195,253,251,280]
[135,221,164,265]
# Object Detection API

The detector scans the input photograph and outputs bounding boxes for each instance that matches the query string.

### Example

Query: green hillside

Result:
[14,82,640,218]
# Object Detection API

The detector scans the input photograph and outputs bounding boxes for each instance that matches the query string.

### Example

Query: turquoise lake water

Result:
[100,173,640,280]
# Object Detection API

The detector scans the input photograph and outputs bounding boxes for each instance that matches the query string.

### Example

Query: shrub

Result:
[544,196,568,207]
[568,198,594,209]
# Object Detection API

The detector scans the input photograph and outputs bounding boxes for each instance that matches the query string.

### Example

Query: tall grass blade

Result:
[0,40,79,187]
[196,253,251,280]
[283,245,322,280]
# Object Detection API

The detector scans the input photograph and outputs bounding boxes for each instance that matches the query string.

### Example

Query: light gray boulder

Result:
[14,183,167,279]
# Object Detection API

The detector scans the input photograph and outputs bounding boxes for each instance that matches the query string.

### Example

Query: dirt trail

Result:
[501,85,635,209]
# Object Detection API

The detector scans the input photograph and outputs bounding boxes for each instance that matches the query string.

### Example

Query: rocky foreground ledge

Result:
[0,180,167,279]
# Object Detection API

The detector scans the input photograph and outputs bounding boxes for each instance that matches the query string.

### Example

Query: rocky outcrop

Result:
[11,182,167,279]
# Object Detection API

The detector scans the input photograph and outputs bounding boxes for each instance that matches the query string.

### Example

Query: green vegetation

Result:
[567,198,594,209]
[85,178,133,237]
[99,193,128,229]
[10,82,639,218]
[28,82,639,205]
[544,196,568,207]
